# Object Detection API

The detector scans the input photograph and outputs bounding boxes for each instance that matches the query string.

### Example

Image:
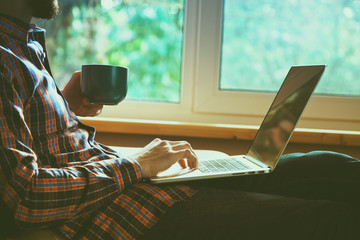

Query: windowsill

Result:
[80,117,360,147]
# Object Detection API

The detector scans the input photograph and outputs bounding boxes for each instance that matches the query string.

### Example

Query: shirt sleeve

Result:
[0,69,142,227]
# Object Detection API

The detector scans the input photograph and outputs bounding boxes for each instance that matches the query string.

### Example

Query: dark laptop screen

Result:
[248,65,326,168]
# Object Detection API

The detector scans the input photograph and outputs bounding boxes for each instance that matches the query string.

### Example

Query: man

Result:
[0,1,198,239]
[1,1,359,240]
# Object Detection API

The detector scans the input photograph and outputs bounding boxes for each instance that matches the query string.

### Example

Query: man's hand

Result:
[61,71,103,117]
[131,138,198,178]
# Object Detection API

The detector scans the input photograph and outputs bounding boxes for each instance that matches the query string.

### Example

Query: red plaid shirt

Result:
[0,15,196,239]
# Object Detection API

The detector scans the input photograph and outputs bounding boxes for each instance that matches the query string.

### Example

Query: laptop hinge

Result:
[244,155,272,169]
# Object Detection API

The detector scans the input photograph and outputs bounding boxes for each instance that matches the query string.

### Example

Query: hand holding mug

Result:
[62,71,103,117]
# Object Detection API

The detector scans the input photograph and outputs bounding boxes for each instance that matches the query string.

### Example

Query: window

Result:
[220,0,360,96]
[193,0,360,130]
[34,0,184,102]
[34,0,360,131]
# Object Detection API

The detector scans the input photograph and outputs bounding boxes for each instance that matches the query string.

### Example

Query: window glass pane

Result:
[220,0,360,96]
[34,0,184,103]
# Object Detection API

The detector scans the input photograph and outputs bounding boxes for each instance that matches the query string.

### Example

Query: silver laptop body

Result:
[150,65,326,184]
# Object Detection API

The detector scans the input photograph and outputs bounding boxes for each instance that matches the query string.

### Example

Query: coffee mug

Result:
[81,64,128,105]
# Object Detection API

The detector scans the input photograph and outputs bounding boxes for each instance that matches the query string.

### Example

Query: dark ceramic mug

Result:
[81,64,128,105]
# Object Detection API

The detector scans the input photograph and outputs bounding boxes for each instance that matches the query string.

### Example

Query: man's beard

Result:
[30,0,59,20]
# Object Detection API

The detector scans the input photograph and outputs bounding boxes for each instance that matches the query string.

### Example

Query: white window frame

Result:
[100,0,360,131]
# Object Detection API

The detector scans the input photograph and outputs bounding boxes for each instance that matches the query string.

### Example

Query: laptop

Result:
[150,65,326,184]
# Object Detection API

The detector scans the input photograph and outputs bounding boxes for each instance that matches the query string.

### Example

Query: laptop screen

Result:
[247,65,326,168]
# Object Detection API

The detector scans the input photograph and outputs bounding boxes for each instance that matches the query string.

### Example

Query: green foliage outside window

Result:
[34,0,184,103]
[221,0,360,96]
[34,0,360,103]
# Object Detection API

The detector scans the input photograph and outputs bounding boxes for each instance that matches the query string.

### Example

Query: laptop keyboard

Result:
[198,158,251,173]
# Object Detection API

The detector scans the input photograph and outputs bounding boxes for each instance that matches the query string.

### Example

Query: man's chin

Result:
[31,0,59,20]
[32,9,59,20]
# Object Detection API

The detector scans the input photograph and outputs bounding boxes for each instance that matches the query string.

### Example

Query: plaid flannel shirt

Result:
[0,15,196,239]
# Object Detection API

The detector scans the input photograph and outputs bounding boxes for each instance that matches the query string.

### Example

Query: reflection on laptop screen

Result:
[248,66,325,168]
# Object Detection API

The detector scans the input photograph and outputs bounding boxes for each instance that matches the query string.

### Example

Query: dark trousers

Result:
[144,151,360,240]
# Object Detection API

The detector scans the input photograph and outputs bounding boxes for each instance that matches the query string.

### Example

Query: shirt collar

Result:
[0,14,44,42]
